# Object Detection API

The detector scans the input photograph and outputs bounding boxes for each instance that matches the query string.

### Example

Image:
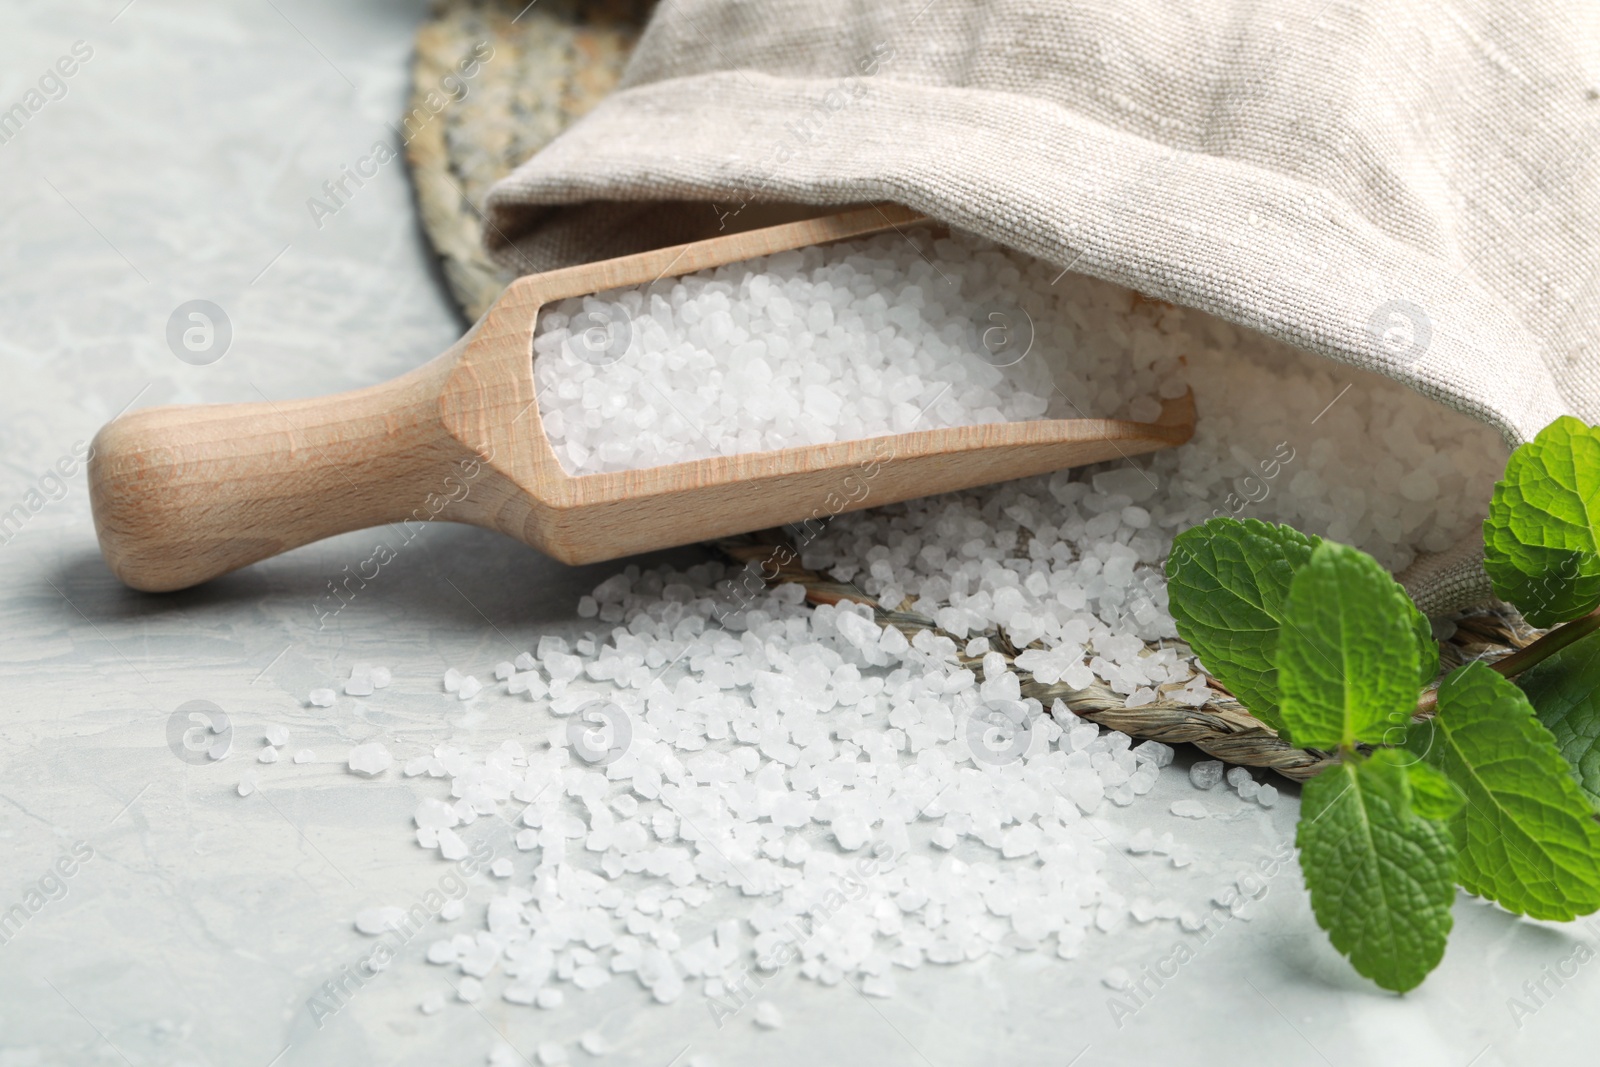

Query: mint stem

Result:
[1415,605,1600,718]
[1485,606,1600,679]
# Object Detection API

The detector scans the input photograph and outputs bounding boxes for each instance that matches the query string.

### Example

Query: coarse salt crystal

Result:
[347,742,392,776]
[1189,760,1224,790]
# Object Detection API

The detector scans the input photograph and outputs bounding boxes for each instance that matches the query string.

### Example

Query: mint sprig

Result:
[1168,415,1600,992]
[1484,416,1600,627]
[1516,630,1600,808]
[1277,542,1420,750]
[1416,662,1600,919]
[1297,752,1458,993]
[1165,518,1318,734]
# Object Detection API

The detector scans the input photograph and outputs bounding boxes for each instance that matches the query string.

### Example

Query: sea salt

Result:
[362,237,1506,1047]
[264,726,289,746]
[534,229,1173,475]
[308,688,335,707]
[348,742,393,777]
[753,1001,783,1030]
[1189,760,1224,790]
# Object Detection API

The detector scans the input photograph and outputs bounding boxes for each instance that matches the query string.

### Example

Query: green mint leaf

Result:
[1166,517,1320,733]
[1297,752,1456,992]
[1415,661,1600,919]
[1516,629,1600,809]
[1276,542,1420,750]
[1402,756,1466,822]
[1483,416,1600,627]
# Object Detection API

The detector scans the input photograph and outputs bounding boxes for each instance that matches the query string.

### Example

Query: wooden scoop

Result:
[89,204,1195,593]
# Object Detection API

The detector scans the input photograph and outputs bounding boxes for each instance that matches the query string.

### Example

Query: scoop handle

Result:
[89,354,478,592]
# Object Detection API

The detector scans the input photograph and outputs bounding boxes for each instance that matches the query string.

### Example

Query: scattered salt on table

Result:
[342,237,1506,1041]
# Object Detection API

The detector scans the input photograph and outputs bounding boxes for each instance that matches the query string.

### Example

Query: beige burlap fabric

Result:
[482,0,1600,610]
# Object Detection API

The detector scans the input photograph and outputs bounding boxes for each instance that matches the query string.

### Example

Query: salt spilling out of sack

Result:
[315,232,1510,1054]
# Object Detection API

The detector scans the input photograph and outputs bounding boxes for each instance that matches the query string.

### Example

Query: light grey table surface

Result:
[0,2,1595,1065]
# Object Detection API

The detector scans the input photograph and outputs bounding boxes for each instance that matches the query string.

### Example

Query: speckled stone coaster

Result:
[405,0,655,320]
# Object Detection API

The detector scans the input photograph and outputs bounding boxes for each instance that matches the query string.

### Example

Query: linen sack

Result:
[482,0,1600,615]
